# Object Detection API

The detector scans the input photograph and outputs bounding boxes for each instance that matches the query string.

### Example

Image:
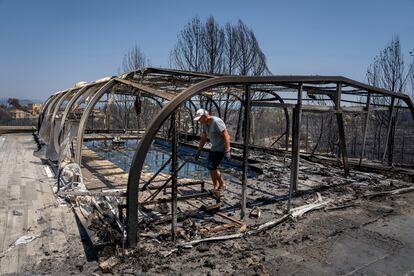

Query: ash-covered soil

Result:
[107,193,413,275]
[105,155,414,276]
[25,152,414,275]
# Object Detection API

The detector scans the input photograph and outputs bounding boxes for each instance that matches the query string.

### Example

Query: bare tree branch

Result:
[122,45,150,73]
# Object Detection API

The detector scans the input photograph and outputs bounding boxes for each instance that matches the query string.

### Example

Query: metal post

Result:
[235,106,243,141]
[335,83,349,176]
[124,95,128,131]
[287,109,297,212]
[241,85,251,219]
[285,120,290,151]
[382,97,395,164]
[171,111,178,241]
[305,115,309,152]
[106,94,110,132]
[135,92,142,130]
[289,83,303,193]
[359,93,371,165]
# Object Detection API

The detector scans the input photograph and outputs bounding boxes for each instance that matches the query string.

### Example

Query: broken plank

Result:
[363,186,414,198]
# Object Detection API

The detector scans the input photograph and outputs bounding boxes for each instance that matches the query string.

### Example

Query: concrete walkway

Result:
[0,133,96,275]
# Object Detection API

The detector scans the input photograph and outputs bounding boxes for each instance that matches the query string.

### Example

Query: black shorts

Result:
[207,151,224,170]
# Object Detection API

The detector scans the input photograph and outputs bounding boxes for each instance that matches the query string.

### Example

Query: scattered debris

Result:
[291,200,331,218]
[0,234,41,259]
[215,212,247,232]
[377,205,394,214]
[98,256,119,273]
[159,248,178,257]
[249,207,262,218]
[179,214,290,248]
[12,210,23,216]
[326,203,356,211]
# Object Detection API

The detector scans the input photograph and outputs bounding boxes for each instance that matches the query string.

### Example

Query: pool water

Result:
[84,139,256,179]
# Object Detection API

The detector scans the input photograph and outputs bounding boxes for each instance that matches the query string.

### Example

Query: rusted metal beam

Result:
[140,156,172,191]
[241,85,251,219]
[171,112,178,241]
[359,93,371,165]
[382,97,396,164]
[143,180,205,190]
[114,78,175,101]
[288,82,303,211]
[138,191,211,206]
[335,83,350,176]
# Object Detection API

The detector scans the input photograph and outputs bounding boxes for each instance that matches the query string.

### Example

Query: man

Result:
[194,109,231,192]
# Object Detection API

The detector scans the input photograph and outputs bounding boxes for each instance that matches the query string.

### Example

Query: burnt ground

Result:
[18,140,414,276]
[104,190,414,275]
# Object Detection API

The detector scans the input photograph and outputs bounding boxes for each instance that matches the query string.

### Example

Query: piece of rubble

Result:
[99,256,119,272]
[377,205,394,214]
[12,210,23,216]
[249,207,262,218]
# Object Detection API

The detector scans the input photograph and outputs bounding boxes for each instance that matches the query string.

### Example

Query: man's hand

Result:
[194,149,201,160]
[224,149,231,161]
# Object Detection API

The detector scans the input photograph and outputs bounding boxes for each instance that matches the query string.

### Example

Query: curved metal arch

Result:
[73,78,178,165]
[38,94,57,131]
[138,93,196,136]
[57,85,95,147]
[255,90,290,149]
[39,91,69,142]
[140,93,164,108]
[204,94,221,117]
[186,99,199,134]
[74,80,117,165]
[38,92,64,129]
[45,91,68,118]
[50,88,81,151]
[57,78,120,143]
[187,89,289,145]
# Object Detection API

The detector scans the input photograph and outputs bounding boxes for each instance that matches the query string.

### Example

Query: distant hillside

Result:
[0,97,43,106]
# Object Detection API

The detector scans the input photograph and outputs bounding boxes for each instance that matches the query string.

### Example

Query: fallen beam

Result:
[363,185,414,198]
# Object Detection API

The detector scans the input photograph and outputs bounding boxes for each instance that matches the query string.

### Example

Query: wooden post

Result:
[335,83,349,176]
[382,97,395,165]
[289,83,303,195]
[241,85,251,219]
[171,111,178,241]
[359,93,371,165]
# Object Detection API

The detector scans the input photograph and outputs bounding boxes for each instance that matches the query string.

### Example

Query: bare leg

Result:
[217,169,225,189]
[209,170,218,189]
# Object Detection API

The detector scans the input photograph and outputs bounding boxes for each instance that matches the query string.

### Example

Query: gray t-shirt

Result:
[202,116,227,152]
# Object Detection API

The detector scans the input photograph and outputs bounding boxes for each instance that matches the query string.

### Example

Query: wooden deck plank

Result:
[0,133,91,274]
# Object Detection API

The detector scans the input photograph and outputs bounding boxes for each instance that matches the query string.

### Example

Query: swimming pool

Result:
[84,139,256,179]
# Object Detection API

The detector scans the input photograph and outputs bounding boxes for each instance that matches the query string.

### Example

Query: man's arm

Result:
[222,129,231,152]
[198,131,207,150]
[194,131,207,160]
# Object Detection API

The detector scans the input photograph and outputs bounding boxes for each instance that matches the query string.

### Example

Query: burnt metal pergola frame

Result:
[124,74,414,247]
[36,68,414,248]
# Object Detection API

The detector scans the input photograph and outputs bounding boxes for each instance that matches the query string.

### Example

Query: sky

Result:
[0,0,413,101]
